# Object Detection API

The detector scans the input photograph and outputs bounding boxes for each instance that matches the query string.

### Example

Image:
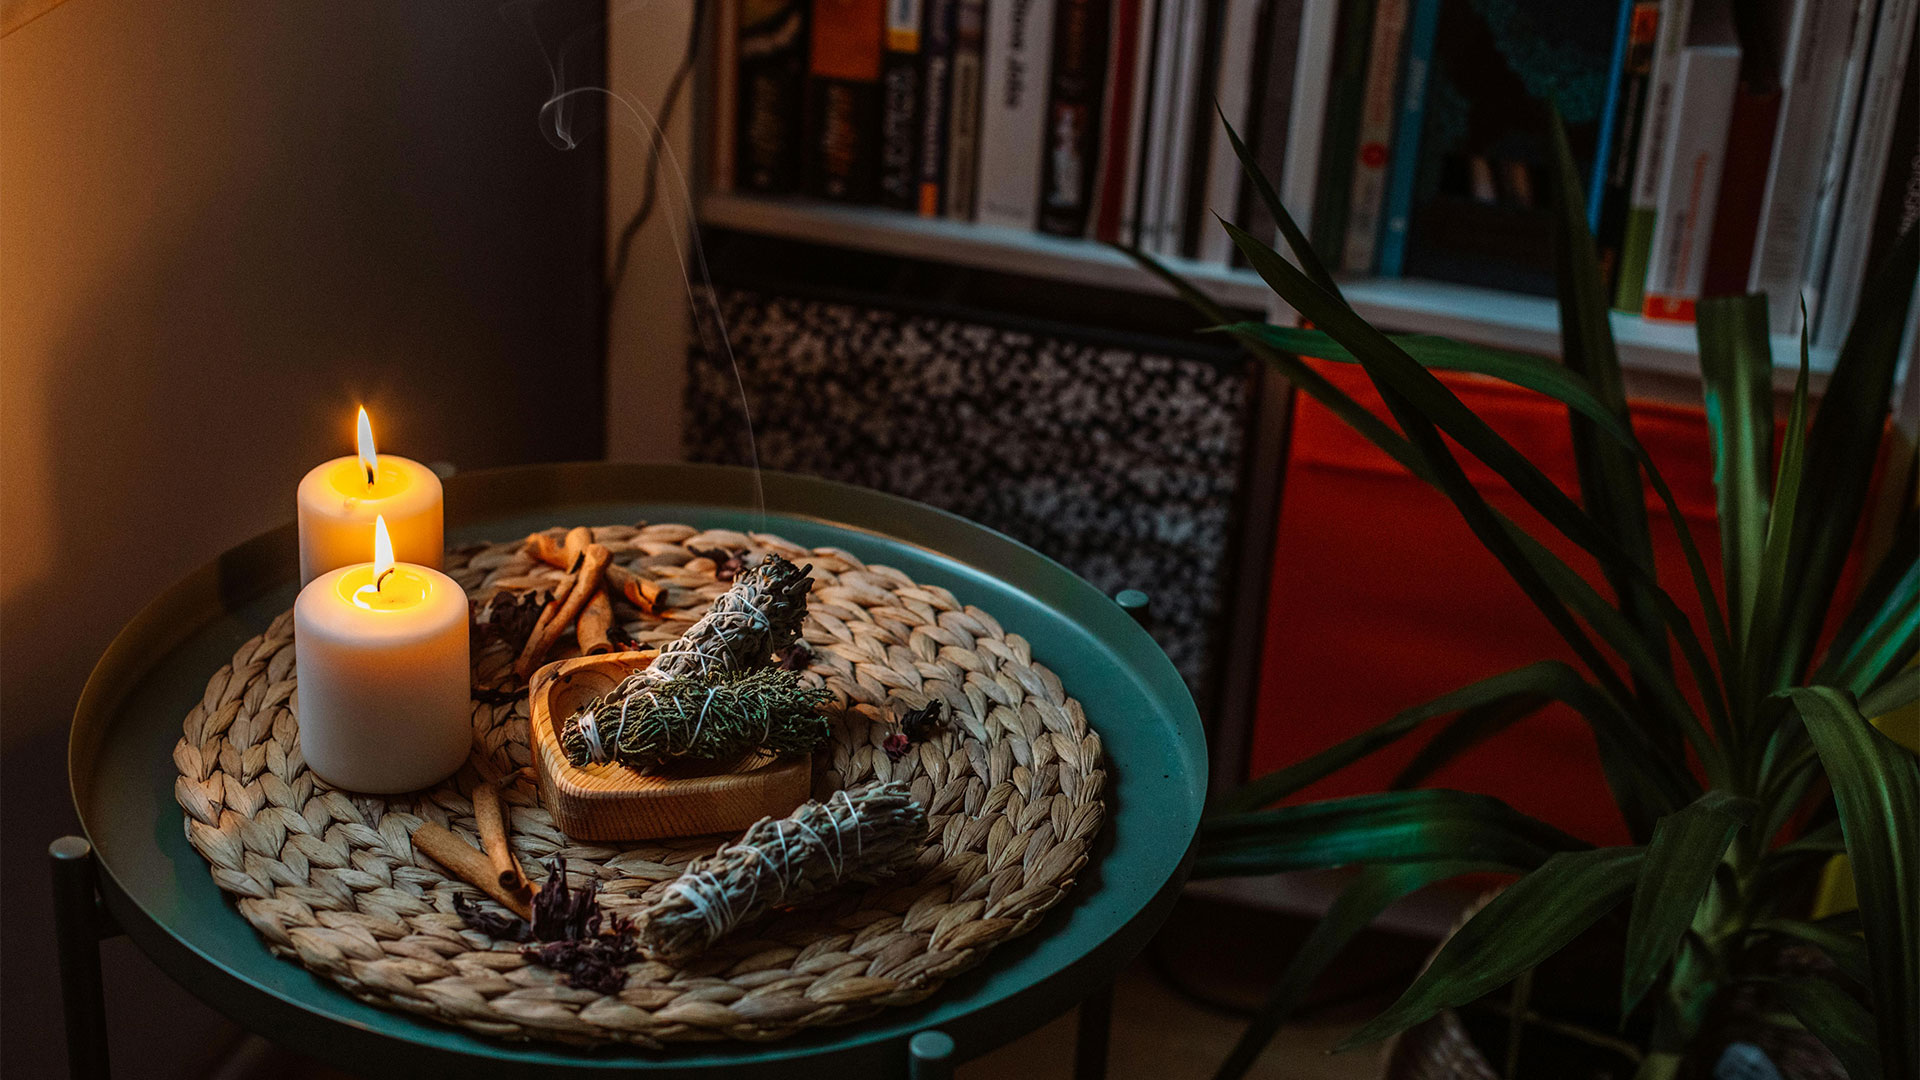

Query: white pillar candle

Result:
[297,407,443,583]
[294,516,471,794]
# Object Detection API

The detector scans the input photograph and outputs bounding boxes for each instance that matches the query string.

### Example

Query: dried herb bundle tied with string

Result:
[644,553,813,681]
[561,667,832,767]
[639,782,927,961]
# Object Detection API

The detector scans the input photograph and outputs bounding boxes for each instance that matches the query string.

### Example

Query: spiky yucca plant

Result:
[1131,114,1918,1080]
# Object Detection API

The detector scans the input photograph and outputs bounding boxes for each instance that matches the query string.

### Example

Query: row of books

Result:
[712,0,1918,349]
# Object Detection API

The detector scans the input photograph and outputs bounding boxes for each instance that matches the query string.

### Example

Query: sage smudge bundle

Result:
[561,666,832,768]
[644,554,813,682]
[639,782,927,961]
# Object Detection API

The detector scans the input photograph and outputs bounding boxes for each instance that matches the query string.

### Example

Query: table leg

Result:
[1074,982,1115,1080]
[909,1029,956,1080]
[51,836,113,1080]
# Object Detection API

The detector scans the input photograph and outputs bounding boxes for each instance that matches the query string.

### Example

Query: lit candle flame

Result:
[356,407,378,486]
[372,514,394,590]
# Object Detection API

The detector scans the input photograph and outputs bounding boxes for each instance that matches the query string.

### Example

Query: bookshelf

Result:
[699,191,1835,388]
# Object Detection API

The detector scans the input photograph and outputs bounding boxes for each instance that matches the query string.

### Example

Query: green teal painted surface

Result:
[70,464,1204,1077]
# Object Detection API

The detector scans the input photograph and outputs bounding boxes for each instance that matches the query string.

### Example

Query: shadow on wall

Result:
[0,0,606,1074]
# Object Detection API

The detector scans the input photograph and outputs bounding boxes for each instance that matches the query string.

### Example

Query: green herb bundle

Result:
[561,666,831,768]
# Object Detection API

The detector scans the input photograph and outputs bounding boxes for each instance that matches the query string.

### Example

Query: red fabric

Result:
[1250,359,1732,845]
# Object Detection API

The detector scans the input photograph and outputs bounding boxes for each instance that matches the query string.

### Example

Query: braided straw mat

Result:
[172,523,1108,1047]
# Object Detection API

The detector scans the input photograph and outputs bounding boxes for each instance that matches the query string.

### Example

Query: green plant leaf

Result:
[1696,295,1777,661]
[1776,227,1919,687]
[1338,846,1646,1048]
[1221,661,1631,813]
[1748,918,1872,987]
[1213,108,1344,301]
[1211,860,1498,1080]
[1196,790,1587,879]
[1743,328,1814,723]
[1785,686,1920,1079]
[1770,976,1884,1080]
[1390,692,1553,789]
[1548,106,1672,690]
[1826,560,1919,698]
[1859,667,1919,720]
[1621,791,1757,1014]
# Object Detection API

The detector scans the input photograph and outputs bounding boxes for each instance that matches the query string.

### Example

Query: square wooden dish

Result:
[528,650,813,841]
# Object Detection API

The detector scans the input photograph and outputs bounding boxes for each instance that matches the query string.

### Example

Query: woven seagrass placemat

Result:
[172,523,1107,1047]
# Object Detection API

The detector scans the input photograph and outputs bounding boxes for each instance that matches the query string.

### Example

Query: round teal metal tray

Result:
[69,463,1206,1077]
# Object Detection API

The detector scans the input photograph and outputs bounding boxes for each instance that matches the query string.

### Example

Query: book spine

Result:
[1595,2,1662,290]
[1341,0,1411,275]
[1117,0,1160,243]
[1797,0,1881,335]
[1138,0,1184,250]
[880,0,926,210]
[1858,43,1919,283]
[1310,0,1379,267]
[1091,0,1144,241]
[945,0,987,217]
[918,0,957,215]
[1641,43,1742,322]
[1375,0,1442,277]
[1815,0,1918,349]
[1587,0,1637,228]
[1200,0,1271,263]
[1699,83,1783,297]
[712,0,740,194]
[737,0,809,193]
[1747,0,1859,333]
[1039,0,1113,235]
[1278,0,1342,252]
[1613,0,1695,311]
[1178,0,1228,255]
[806,0,887,202]
[976,0,1058,228]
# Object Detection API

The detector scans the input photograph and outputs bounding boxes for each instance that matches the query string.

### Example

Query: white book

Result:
[1117,0,1160,243]
[1615,0,1695,306]
[1139,0,1187,252]
[975,0,1057,229]
[1799,0,1884,333]
[1815,0,1918,350]
[1641,37,1742,320]
[1280,0,1342,237]
[1197,0,1267,264]
[1748,0,1861,335]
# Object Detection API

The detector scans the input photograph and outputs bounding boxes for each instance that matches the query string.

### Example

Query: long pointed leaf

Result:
[1748,918,1873,987]
[1211,861,1499,1080]
[1778,227,1920,686]
[1197,790,1588,879]
[1214,108,1343,301]
[1858,667,1919,720]
[1220,662,1641,813]
[1771,976,1884,1080]
[1744,329,1814,722]
[1819,501,1918,687]
[1391,693,1553,790]
[1621,791,1757,1014]
[1697,295,1777,660]
[1786,687,1920,1080]
[1339,846,1646,1048]
[1549,106,1671,689]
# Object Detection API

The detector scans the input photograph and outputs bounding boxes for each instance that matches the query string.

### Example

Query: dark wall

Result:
[0,1,606,1074]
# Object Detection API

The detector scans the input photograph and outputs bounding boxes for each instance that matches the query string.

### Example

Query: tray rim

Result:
[69,462,1205,1077]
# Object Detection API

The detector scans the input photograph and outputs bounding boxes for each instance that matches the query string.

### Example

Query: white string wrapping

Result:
[639,782,926,961]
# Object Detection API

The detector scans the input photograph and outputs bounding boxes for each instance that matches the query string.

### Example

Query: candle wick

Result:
[364,464,376,486]
[375,567,394,593]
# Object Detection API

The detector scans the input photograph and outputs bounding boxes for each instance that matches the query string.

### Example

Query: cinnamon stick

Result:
[514,542,611,677]
[577,587,616,654]
[471,782,530,895]
[605,563,665,615]
[526,530,569,568]
[411,821,532,919]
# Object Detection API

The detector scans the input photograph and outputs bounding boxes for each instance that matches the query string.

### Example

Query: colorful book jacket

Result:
[1310,0,1381,268]
[1341,0,1410,274]
[1641,37,1742,321]
[1376,0,1443,277]
[1039,0,1113,236]
[806,0,887,202]
[1614,0,1695,311]
[736,0,809,193]
[1595,2,1661,291]
[880,0,927,209]
[1091,0,1146,242]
